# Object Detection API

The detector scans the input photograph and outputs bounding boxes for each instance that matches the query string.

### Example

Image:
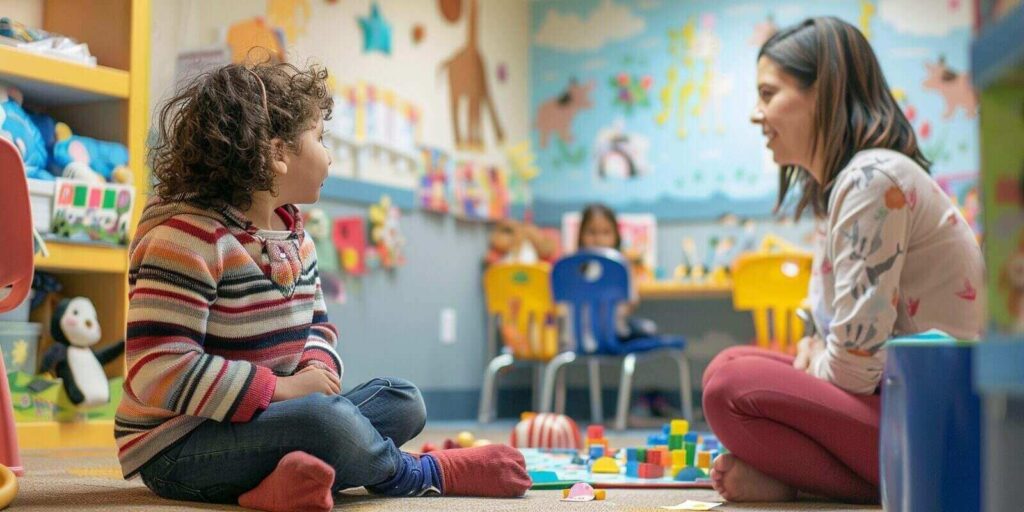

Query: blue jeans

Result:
[138,377,427,504]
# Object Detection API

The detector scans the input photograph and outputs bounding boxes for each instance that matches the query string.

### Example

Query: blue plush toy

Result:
[52,135,129,180]
[0,86,51,180]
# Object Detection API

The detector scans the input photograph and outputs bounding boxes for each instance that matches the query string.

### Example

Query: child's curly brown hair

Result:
[150,61,333,210]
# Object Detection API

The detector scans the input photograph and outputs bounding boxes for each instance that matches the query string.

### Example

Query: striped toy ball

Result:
[509,413,582,450]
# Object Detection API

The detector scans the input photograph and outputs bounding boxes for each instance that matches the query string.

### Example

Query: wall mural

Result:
[528,0,978,224]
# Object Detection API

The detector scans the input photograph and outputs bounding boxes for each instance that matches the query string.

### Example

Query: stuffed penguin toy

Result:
[41,297,125,407]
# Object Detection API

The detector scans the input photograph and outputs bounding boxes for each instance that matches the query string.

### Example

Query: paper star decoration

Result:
[359,2,392,55]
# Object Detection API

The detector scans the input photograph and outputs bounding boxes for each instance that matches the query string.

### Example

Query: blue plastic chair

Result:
[540,249,693,429]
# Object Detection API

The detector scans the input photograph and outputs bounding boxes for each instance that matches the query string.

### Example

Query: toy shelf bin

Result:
[0,322,41,375]
[880,331,981,512]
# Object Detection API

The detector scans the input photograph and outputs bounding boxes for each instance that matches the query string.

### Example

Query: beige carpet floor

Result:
[9,422,881,511]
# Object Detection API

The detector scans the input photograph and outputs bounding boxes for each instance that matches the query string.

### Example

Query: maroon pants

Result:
[702,346,880,503]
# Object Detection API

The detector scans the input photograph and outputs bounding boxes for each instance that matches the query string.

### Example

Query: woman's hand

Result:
[793,336,825,373]
[272,365,341,402]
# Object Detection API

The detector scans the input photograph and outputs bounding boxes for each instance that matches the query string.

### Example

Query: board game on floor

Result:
[523,422,720,490]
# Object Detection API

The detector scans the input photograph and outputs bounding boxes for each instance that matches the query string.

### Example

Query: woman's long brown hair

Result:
[760,17,929,219]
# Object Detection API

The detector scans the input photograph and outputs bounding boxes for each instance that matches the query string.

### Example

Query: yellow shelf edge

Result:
[0,46,130,100]
[16,420,116,449]
[35,240,128,273]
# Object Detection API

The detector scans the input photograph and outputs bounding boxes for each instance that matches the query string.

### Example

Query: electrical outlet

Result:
[440,308,457,345]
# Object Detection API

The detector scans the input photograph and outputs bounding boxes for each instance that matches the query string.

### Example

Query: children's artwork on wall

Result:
[304,208,338,273]
[226,17,286,63]
[368,195,406,269]
[440,0,505,151]
[332,216,368,276]
[452,160,486,220]
[529,0,979,224]
[922,56,978,119]
[450,160,510,221]
[323,82,422,189]
[561,212,657,270]
[49,179,134,245]
[267,0,312,45]
[358,2,392,55]
[304,208,346,302]
[418,147,451,213]
[484,166,510,220]
[595,119,649,180]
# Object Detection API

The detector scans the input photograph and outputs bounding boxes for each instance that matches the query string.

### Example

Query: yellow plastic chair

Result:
[478,262,560,423]
[731,251,813,353]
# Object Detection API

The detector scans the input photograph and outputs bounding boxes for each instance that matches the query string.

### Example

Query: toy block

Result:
[647,449,662,466]
[625,448,638,462]
[685,442,696,466]
[670,419,689,435]
[697,450,712,469]
[658,448,673,468]
[648,433,668,446]
[669,434,684,450]
[587,425,605,439]
[671,449,687,467]
[684,432,699,443]
[591,456,619,474]
[636,448,647,463]
[637,463,664,479]
[625,460,639,477]
[589,445,605,459]
[586,438,609,453]
[675,466,704,482]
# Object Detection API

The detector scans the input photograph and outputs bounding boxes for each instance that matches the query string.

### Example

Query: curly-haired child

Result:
[115,61,530,512]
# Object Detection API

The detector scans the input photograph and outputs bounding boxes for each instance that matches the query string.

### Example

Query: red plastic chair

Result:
[0,136,31,506]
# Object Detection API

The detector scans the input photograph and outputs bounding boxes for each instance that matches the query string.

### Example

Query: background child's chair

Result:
[731,251,813,353]
[0,136,32,507]
[540,249,693,430]
[478,262,562,423]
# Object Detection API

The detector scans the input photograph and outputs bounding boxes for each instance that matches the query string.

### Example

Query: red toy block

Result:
[647,450,662,466]
[587,425,605,440]
[638,462,664,479]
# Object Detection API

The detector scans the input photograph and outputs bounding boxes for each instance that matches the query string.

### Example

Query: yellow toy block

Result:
[670,419,689,435]
[590,456,620,474]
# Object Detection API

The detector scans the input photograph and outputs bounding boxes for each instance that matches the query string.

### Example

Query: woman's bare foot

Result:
[709,453,797,502]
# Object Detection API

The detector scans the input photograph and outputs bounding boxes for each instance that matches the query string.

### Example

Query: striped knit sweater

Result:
[115,199,342,478]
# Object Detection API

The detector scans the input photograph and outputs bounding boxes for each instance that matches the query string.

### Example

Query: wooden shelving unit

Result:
[2,0,150,449]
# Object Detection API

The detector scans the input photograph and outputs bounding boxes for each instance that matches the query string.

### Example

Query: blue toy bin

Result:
[880,330,981,512]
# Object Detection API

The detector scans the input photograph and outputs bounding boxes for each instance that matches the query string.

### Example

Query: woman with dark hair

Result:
[701,17,982,503]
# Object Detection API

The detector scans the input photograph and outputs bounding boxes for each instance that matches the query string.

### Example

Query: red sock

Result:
[427,444,530,497]
[238,451,334,512]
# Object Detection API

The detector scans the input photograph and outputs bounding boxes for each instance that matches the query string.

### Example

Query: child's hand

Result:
[793,336,825,373]
[272,366,341,402]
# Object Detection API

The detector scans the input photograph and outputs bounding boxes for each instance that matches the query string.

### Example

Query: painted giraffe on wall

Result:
[439,0,504,152]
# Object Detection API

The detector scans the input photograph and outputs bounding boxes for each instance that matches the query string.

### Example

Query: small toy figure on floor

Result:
[41,297,124,407]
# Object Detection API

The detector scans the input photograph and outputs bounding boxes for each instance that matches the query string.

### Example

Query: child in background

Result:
[116,61,529,512]
[576,203,657,340]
